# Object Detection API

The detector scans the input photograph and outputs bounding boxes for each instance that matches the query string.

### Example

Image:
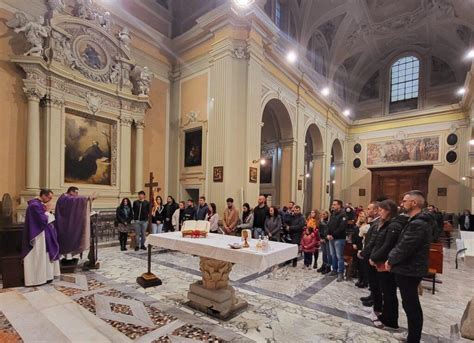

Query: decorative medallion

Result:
[446,133,458,146]
[446,151,457,164]
[353,158,361,169]
[353,143,362,154]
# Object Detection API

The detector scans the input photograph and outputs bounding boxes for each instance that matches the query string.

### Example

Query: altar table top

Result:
[145,232,298,273]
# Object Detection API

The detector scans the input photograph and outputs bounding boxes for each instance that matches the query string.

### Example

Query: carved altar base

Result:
[186,257,247,320]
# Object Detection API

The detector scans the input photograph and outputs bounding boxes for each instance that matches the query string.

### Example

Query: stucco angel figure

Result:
[117,27,131,49]
[47,0,65,15]
[7,13,50,56]
[75,0,95,20]
[98,11,112,32]
[134,66,153,96]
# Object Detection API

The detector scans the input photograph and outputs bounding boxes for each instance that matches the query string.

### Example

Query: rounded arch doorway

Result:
[260,99,294,207]
[303,124,324,212]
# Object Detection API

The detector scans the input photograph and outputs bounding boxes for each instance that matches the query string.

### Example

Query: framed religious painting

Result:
[259,156,273,184]
[249,167,258,183]
[184,128,203,167]
[213,166,223,182]
[64,109,116,185]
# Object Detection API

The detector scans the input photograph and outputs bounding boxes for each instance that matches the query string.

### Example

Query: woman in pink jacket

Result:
[300,225,321,269]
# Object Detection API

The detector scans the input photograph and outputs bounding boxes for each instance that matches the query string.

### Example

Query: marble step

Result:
[0,288,132,342]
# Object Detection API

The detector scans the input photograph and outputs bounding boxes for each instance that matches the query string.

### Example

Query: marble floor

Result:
[1,244,473,342]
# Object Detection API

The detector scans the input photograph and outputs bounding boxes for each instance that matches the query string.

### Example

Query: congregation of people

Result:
[115,188,448,342]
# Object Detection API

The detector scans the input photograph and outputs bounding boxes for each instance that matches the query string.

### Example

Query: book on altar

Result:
[181,220,210,237]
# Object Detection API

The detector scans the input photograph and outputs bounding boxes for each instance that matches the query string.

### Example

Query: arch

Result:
[331,138,343,162]
[260,98,294,207]
[260,96,295,139]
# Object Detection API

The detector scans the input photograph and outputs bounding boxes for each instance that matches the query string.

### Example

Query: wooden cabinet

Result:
[0,224,24,288]
[370,165,433,203]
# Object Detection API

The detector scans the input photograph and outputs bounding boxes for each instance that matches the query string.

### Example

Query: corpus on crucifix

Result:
[136,172,162,288]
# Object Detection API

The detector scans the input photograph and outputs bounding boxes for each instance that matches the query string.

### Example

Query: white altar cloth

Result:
[145,232,298,272]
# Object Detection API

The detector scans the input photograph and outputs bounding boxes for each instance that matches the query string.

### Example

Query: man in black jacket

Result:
[327,200,348,282]
[358,201,382,309]
[285,205,305,267]
[133,191,150,251]
[386,190,432,343]
[253,195,269,238]
[183,199,196,222]
[195,196,209,221]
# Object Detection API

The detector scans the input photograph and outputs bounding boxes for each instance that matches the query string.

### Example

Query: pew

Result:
[424,243,443,294]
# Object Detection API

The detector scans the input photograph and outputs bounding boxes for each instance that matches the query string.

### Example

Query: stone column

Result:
[134,120,145,193]
[24,88,43,190]
[44,94,64,191]
[280,139,295,205]
[312,152,325,211]
[120,116,133,194]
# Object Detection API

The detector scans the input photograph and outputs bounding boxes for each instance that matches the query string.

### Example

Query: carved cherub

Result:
[117,27,131,49]
[8,13,50,56]
[132,66,153,96]
[98,11,112,32]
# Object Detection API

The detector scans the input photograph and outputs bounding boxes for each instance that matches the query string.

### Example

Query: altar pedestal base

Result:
[186,257,248,320]
[187,281,247,320]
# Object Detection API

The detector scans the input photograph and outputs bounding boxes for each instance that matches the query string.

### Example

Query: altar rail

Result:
[92,210,118,244]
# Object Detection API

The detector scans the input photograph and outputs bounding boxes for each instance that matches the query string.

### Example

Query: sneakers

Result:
[329,270,338,276]
[336,273,344,282]
[392,331,408,341]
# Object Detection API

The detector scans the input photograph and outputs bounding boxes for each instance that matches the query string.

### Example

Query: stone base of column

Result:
[186,281,248,320]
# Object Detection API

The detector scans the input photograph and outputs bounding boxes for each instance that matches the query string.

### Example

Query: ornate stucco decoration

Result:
[7,0,152,98]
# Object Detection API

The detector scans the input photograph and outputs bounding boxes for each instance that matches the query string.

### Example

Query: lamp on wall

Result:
[252,158,266,165]
[461,176,473,181]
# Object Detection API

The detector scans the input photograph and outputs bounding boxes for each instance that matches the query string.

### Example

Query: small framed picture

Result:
[298,180,303,191]
[249,167,258,183]
[437,188,447,197]
[213,166,223,182]
[359,188,366,197]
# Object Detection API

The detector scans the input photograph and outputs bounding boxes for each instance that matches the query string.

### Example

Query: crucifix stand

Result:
[136,172,163,288]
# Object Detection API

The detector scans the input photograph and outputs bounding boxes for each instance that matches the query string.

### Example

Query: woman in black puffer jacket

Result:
[369,200,408,329]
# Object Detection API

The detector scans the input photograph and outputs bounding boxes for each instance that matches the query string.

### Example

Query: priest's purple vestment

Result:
[22,199,59,261]
[55,194,91,255]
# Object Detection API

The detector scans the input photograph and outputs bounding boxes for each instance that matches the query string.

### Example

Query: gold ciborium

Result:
[241,229,250,248]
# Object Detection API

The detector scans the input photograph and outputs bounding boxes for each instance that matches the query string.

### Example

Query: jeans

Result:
[134,221,147,247]
[396,274,423,343]
[321,241,332,266]
[303,252,313,266]
[151,223,163,234]
[329,239,345,273]
[378,271,399,328]
[253,227,264,239]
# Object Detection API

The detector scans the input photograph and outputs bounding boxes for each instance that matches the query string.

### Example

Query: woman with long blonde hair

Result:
[353,210,370,288]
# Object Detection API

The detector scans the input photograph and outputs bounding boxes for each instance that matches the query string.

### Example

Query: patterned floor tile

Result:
[0,310,22,342]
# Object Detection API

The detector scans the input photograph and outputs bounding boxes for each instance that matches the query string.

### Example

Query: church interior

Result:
[1,0,474,342]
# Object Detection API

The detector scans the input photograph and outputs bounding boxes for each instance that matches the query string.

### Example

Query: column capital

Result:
[312,152,325,160]
[135,119,145,130]
[44,95,65,108]
[23,87,44,102]
[120,116,134,127]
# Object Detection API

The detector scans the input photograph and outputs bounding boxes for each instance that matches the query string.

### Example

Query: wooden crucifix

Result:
[136,172,163,288]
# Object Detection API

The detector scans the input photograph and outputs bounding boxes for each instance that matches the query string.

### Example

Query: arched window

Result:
[390,56,420,103]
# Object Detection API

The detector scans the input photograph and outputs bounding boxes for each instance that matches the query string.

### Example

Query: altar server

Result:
[22,189,60,286]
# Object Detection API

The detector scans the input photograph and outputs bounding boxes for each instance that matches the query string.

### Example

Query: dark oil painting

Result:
[184,129,202,167]
[65,112,112,185]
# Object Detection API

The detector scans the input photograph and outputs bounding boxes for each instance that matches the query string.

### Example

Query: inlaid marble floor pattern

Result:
[0,245,472,342]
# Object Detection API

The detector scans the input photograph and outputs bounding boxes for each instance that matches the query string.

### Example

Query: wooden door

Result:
[370,165,433,203]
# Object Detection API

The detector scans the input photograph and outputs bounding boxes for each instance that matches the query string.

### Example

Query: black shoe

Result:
[321,266,331,274]
[123,247,128,251]
[120,247,125,251]
[360,295,372,302]
[140,246,146,250]
[316,265,325,273]
[362,300,374,307]
[134,247,139,251]
[292,260,297,267]
[313,263,318,269]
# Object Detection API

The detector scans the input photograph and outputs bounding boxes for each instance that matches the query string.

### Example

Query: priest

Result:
[55,186,92,257]
[22,188,60,286]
